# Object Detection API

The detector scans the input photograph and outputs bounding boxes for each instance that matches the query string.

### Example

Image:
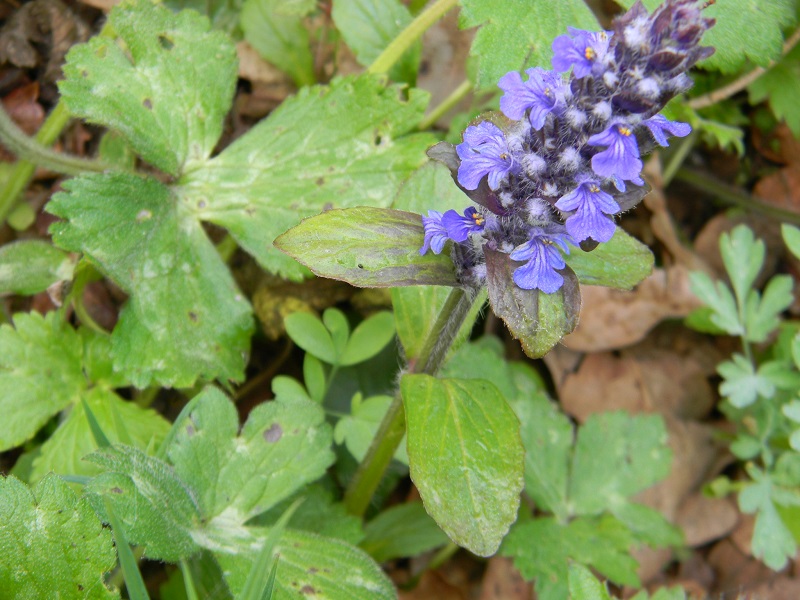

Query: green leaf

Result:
[0,474,117,599]
[484,247,580,358]
[334,394,409,465]
[688,271,743,335]
[251,485,363,545]
[30,387,170,484]
[0,240,74,295]
[749,43,800,137]
[59,0,237,175]
[744,275,793,342]
[459,0,599,89]
[285,312,338,364]
[567,563,612,600]
[241,0,315,87]
[274,207,458,287]
[86,445,202,562]
[783,224,800,260]
[739,469,798,570]
[718,354,776,408]
[702,0,796,74]
[569,412,672,516]
[0,311,83,451]
[514,390,573,520]
[503,515,641,600]
[181,75,434,280]
[323,308,350,357]
[721,225,765,306]
[48,173,254,389]
[401,374,524,556]
[164,0,246,35]
[332,0,420,84]
[609,502,682,548]
[271,375,313,404]
[303,353,326,403]
[565,229,654,290]
[340,311,395,366]
[630,586,688,600]
[167,386,334,524]
[360,501,449,562]
[214,528,396,599]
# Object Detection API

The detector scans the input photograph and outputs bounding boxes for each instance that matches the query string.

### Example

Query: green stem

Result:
[673,167,800,227]
[0,101,110,177]
[343,287,476,516]
[661,130,697,186]
[367,0,458,75]
[417,79,473,131]
[0,101,71,226]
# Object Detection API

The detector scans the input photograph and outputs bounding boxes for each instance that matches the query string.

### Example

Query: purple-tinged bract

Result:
[456,121,516,190]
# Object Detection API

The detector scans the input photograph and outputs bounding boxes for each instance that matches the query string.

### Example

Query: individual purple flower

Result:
[509,227,572,293]
[498,67,564,129]
[552,27,612,78]
[456,121,516,190]
[419,210,449,255]
[441,206,485,242]
[587,121,643,186]
[642,114,691,147]
[555,178,620,243]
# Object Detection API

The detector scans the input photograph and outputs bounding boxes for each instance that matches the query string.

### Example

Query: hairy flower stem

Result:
[0,101,111,180]
[0,101,70,226]
[344,286,476,516]
[367,0,457,76]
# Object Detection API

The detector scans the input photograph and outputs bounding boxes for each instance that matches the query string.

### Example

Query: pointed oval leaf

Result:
[564,228,654,290]
[285,312,337,364]
[401,374,524,556]
[484,248,580,358]
[0,240,75,295]
[274,207,459,288]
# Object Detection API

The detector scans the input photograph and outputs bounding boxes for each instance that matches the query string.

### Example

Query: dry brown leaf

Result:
[77,0,119,10]
[559,330,718,421]
[708,538,779,596]
[2,82,45,135]
[398,571,466,600]
[754,165,800,215]
[562,266,703,352]
[478,557,531,600]
[675,494,739,548]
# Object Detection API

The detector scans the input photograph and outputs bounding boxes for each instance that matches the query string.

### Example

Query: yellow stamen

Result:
[618,126,632,136]
[500,153,509,160]
[589,185,600,193]
[585,46,596,61]
[472,214,485,226]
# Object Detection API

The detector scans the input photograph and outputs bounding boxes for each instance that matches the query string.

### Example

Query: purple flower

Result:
[552,27,612,78]
[498,68,564,129]
[555,178,620,243]
[588,122,643,186]
[419,210,449,255]
[441,207,485,242]
[642,114,691,147]
[509,227,572,293]
[456,121,516,190]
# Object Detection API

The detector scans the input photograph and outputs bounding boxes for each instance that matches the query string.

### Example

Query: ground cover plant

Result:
[0,0,799,597]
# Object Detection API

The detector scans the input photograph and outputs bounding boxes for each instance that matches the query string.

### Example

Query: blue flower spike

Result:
[556,179,620,243]
[498,67,564,129]
[509,228,572,294]
[456,121,516,190]
[552,27,612,78]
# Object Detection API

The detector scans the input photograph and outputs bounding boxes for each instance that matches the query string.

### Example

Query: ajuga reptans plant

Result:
[422,0,714,294]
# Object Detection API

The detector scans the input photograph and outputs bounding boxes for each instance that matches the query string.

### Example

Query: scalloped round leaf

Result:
[401,374,524,557]
[180,75,434,280]
[48,173,253,389]
[0,474,117,599]
[484,248,580,358]
[274,207,459,288]
[59,0,237,175]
